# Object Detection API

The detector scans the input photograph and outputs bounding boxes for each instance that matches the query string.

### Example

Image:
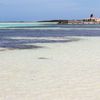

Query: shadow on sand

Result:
[0,37,80,50]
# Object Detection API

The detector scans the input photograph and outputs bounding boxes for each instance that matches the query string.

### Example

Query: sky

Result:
[0,0,100,21]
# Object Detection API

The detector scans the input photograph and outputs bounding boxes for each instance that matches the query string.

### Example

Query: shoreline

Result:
[0,36,100,100]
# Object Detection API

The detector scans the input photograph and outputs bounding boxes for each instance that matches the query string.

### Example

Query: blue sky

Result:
[0,0,100,21]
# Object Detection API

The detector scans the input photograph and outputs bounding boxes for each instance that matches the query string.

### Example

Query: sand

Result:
[0,37,100,100]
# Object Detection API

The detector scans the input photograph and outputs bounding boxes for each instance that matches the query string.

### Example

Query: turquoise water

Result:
[0,22,100,30]
[0,22,44,28]
[0,22,57,29]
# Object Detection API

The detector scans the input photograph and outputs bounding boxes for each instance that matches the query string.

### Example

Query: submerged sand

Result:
[0,37,100,100]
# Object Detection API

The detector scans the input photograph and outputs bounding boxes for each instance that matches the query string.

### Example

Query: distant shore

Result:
[0,19,100,25]
[39,19,100,24]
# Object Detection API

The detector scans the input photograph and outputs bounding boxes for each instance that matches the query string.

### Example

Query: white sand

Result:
[0,37,100,100]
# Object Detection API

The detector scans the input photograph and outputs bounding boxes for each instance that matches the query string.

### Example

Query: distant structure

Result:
[83,14,100,24]
[58,14,100,24]
[90,13,94,18]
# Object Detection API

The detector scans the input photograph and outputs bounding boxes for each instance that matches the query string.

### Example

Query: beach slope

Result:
[0,37,100,100]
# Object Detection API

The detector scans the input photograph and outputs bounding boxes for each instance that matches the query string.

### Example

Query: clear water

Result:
[0,22,100,50]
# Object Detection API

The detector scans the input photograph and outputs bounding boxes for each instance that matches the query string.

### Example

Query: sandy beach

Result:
[0,36,100,100]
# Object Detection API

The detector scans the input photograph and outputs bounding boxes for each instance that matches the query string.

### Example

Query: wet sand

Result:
[0,37,100,100]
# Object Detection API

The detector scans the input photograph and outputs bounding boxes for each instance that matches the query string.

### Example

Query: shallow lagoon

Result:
[0,22,100,50]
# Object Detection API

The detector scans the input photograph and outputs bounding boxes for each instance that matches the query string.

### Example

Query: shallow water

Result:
[0,22,100,50]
